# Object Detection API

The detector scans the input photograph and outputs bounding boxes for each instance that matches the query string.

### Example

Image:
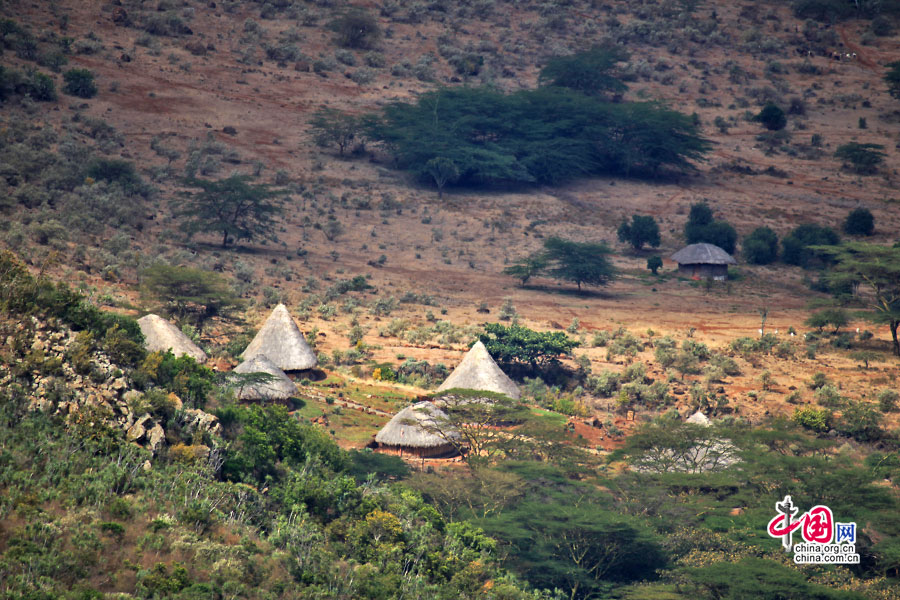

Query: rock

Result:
[142,460,152,472]
[126,420,146,442]
[31,339,45,352]
[111,378,128,391]
[147,423,165,453]
[729,507,744,516]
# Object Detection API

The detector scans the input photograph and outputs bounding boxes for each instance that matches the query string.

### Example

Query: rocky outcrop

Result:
[0,316,220,457]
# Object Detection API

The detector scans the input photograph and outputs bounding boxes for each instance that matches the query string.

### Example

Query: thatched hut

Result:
[437,341,520,399]
[231,355,297,401]
[137,314,207,362]
[670,243,736,281]
[375,401,461,458]
[241,304,317,371]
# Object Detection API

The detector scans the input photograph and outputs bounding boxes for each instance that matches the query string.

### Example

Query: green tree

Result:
[63,68,97,98]
[180,175,283,248]
[538,45,628,99]
[753,103,786,131]
[683,202,737,254]
[309,108,362,156]
[140,264,243,333]
[815,242,900,355]
[647,255,663,274]
[542,236,617,291]
[742,227,779,264]
[834,142,886,174]
[424,157,459,200]
[844,207,875,236]
[503,253,549,286]
[330,9,381,49]
[885,60,900,100]
[617,215,660,251]
[805,308,848,334]
[781,224,839,267]
[479,323,578,371]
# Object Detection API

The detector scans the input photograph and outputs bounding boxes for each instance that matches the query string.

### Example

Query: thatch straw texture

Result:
[670,243,736,265]
[231,355,297,401]
[437,341,520,399]
[375,402,460,448]
[137,314,207,362]
[241,304,317,371]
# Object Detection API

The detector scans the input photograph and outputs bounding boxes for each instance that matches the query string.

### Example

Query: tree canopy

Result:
[538,45,629,99]
[180,175,283,248]
[479,323,578,370]
[815,242,900,355]
[683,202,737,254]
[364,86,711,190]
[834,142,886,174]
[885,60,900,99]
[617,215,661,251]
[542,236,617,290]
[140,263,243,333]
[743,226,779,265]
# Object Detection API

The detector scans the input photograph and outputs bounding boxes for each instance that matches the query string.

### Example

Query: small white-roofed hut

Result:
[241,304,317,371]
[437,341,520,399]
[670,243,736,281]
[137,314,207,362]
[375,401,461,458]
[231,355,297,401]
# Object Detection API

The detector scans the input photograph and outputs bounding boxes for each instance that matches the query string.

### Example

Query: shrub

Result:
[843,207,874,236]
[878,389,899,413]
[683,202,737,254]
[836,401,883,442]
[753,103,786,131]
[617,215,660,250]
[84,159,146,196]
[781,224,838,267]
[26,71,58,101]
[792,406,831,432]
[331,10,380,49]
[647,255,662,274]
[63,68,98,98]
[834,142,886,174]
[742,227,778,264]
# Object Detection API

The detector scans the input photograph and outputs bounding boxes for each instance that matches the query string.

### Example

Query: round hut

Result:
[437,340,520,399]
[670,243,736,281]
[137,314,207,362]
[231,355,297,401]
[241,304,317,371]
[375,401,461,458]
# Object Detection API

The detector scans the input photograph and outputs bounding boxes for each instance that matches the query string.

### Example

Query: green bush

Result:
[331,9,380,49]
[753,103,786,131]
[878,389,899,413]
[834,142,886,174]
[617,215,660,250]
[85,158,147,196]
[742,227,778,264]
[792,406,832,432]
[781,223,839,267]
[843,207,874,236]
[63,68,98,98]
[683,202,737,254]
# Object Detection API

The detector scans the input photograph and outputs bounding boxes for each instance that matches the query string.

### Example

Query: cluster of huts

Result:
[137,304,522,461]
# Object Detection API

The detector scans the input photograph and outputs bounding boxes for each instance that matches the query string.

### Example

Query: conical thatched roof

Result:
[137,314,207,362]
[375,402,461,448]
[231,355,297,401]
[686,410,711,427]
[437,341,520,399]
[241,304,317,371]
[670,243,736,265]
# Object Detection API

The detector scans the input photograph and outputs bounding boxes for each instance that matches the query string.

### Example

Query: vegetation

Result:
[309,108,363,156]
[683,202,737,254]
[62,68,97,98]
[816,242,900,355]
[844,207,875,236]
[140,264,243,333]
[179,175,283,248]
[781,224,839,267]
[365,86,711,189]
[834,142,886,174]
[478,323,578,372]
[330,9,381,49]
[647,255,663,274]
[617,215,660,251]
[506,237,616,291]
[538,46,629,99]
[885,60,900,100]
[753,103,786,131]
[743,226,779,264]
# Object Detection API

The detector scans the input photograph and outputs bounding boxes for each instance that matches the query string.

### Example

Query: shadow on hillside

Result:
[515,283,621,299]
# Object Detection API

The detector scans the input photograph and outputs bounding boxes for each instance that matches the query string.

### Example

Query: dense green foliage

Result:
[309,108,363,156]
[365,86,710,189]
[742,226,779,264]
[617,215,661,251]
[538,46,628,99]
[844,207,875,236]
[781,224,839,267]
[0,65,57,102]
[63,68,98,98]
[753,103,786,131]
[478,323,578,371]
[180,175,284,248]
[886,61,900,100]
[683,202,737,254]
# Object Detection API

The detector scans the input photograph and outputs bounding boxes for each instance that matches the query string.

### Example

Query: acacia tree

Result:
[309,108,362,156]
[617,215,660,251]
[538,45,629,98]
[816,242,900,355]
[180,175,283,248]
[140,264,243,333]
[543,236,617,291]
[885,61,900,100]
[502,253,549,286]
[424,157,459,200]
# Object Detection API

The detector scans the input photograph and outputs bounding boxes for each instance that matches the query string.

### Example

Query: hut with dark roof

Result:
[670,243,736,281]
[375,401,461,458]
